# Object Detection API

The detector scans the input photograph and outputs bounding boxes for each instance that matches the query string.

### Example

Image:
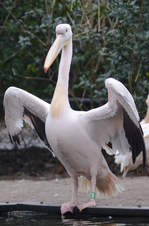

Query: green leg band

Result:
[90,192,96,199]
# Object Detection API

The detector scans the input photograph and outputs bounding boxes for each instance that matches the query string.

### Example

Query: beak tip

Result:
[44,66,48,73]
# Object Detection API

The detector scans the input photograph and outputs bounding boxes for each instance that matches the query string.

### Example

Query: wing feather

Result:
[24,108,52,150]
[105,78,139,125]
[123,108,146,165]
[4,87,51,150]
[83,78,146,166]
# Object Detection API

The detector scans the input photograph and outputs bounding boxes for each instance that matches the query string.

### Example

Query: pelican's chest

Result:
[45,110,79,153]
[45,110,95,174]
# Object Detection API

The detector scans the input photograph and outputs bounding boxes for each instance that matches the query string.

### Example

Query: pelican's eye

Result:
[66,28,68,32]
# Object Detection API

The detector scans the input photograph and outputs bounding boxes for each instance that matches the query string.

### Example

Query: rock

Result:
[0,124,46,151]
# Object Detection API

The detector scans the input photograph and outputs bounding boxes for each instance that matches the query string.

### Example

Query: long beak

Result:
[44,35,62,73]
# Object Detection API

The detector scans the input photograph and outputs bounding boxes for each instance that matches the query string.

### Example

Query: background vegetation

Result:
[0,0,149,118]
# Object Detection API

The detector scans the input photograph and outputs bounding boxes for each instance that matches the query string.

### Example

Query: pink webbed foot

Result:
[78,199,96,211]
[61,199,96,215]
[61,202,78,215]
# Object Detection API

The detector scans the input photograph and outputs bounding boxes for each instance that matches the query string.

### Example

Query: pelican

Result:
[4,24,146,214]
[115,95,149,176]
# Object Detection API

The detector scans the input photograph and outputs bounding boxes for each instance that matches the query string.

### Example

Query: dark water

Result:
[0,216,149,226]
[0,213,149,226]
[1,218,149,226]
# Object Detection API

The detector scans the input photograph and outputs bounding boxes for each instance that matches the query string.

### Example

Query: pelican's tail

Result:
[79,171,123,197]
[79,176,91,194]
[96,171,123,197]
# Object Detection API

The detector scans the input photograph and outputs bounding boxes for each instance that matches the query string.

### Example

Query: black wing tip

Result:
[133,125,146,168]
[24,108,53,153]
[142,139,146,168]
[9,134,20,145]
[123,109,146,167]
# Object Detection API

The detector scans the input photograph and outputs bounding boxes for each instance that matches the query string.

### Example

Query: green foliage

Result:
[0,0,149,117]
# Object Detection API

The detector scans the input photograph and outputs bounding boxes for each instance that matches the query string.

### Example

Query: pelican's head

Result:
[44,24,72,73]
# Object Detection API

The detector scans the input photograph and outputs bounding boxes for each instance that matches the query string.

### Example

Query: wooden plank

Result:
[0,203,149,219]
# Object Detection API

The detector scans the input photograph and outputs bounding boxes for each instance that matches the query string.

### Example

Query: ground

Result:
[0,176,148,207]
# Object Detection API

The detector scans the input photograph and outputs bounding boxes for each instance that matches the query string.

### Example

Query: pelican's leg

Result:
[61,176,79,215]
[78,174,96,211]
[71,175,78,203]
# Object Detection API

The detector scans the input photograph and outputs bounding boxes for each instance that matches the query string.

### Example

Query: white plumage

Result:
[4,24,146,214]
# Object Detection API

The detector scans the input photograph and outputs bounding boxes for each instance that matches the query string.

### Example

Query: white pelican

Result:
[4,24,146,215]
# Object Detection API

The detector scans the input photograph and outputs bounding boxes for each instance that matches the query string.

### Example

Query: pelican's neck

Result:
[51,38,72,118]
[57,39,72,93]
[145,108,149,123]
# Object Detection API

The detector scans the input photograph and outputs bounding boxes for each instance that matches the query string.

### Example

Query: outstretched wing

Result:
[4,87,52,150]
[83,78,146,166]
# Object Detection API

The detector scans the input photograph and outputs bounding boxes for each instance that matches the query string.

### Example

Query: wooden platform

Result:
[0,202,149,219]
